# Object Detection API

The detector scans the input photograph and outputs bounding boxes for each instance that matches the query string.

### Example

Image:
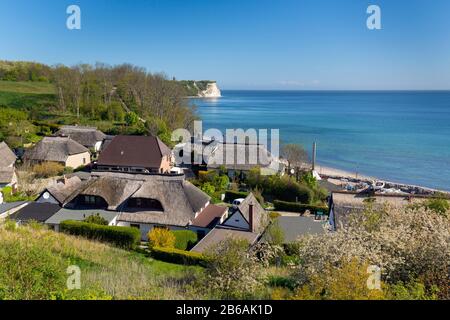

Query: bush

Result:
[172,230,198,250]
[150,246,208,266]
[60,220,140,250]
[84,214,108,225]
[224,190,249,203]
[147,228,175,249]
[273,200,328,215]
[33,162,65,178]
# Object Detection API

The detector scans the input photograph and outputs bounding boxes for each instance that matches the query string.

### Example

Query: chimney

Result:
[248,203,254,232]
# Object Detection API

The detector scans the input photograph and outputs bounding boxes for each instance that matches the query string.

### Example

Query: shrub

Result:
[200,182,215,197]
[150,246,208,266]
[147,228,176,249]
[84,214,108,226]
[264,220,285,245]
[202,238,263,299]
[224,190,249,203]
[60,220,140,250]
[273,200,328,215]
[33,162,65,178]
[172,230,198,250]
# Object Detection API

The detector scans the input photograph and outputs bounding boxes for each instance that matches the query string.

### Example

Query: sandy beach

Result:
[314,164,374,180]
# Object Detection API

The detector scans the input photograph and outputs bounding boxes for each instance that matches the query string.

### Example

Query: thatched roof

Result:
[118,178,210,226]
[24,137,89,163]
[97,135,171,168]
[56,126,106,148]
[0,141,16,167]
[76,176,142,210]
[191,227,259,253]
[0,167,15,184]
[44,176,84,205]
[205,142,273,171]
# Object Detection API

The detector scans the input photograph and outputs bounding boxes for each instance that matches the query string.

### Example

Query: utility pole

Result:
[312,142,317,171]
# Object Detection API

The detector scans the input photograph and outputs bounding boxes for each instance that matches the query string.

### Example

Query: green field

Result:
[0,80,56,94]
[0,223,203,300]
[0,81,56,111]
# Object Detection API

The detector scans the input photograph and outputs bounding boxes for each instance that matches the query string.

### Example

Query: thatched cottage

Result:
[0,141,18,189]
[56,125,106,152]
[37,172,229,240]
[23,137,91,169]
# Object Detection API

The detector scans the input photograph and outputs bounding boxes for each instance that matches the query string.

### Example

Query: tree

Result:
[281,144,309,170]
[147,228,176,249]
[124,112,139,126]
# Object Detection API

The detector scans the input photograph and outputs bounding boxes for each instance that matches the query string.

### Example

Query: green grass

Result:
[0,223,204,300]
[0,80,56,94]
[0,81,56,111]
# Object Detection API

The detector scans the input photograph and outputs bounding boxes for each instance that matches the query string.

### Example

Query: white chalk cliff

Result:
[196,82,222,98]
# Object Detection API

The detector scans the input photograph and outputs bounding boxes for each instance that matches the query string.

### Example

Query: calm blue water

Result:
[191,90,450,191]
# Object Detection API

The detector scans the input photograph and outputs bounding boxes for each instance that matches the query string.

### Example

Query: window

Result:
[127,198,164,211]
[83,158,86,164]
[130,224,140,229]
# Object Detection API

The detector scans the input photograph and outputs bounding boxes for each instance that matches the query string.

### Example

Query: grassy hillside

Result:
[0,81,56,111]
[0,223,203,300]
[0,80,55,94]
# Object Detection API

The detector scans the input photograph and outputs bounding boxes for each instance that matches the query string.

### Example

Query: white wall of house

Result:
[65,152,91,168]
[222,211,249,230]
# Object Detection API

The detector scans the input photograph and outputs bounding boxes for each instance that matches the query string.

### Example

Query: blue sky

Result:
[1,0,449,90]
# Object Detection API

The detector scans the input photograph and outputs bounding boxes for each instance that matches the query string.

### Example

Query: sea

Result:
[190,90,450,191]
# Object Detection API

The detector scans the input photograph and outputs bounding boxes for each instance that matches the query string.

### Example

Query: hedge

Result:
[172,230,198,250]
[60,220,141,250]
[273,200,328,215]
[150,246,208,266]
[224,190,249,203]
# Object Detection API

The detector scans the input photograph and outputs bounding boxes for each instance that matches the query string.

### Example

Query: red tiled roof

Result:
[97,135,171,168]
[192,204,228,228]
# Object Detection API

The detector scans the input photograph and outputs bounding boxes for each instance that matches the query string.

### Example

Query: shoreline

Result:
[315,164,447,194]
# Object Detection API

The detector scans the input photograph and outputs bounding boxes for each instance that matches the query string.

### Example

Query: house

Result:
[0,141,18,189]
[204,141,284,178]
[9,202,61,224]
[328,191,427,230]
[191,193,268,253]
[45,208,119,232]
[39,171,229,240]
[23,137,91,169]
[96,135,173,174]
[55,125,106,153]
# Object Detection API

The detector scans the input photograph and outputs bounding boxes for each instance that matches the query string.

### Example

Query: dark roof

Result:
[24,137,90,163]
[265,216,326,243]
[97,135,171,168]
[0,141,16,167]
[56,126,106,148]
[0,201,27,215]
[192,204,228,228]
[10,202,61,223]
[191,227,259,253]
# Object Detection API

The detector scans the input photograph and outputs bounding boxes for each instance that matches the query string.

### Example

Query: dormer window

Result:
[127,198,164,211]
